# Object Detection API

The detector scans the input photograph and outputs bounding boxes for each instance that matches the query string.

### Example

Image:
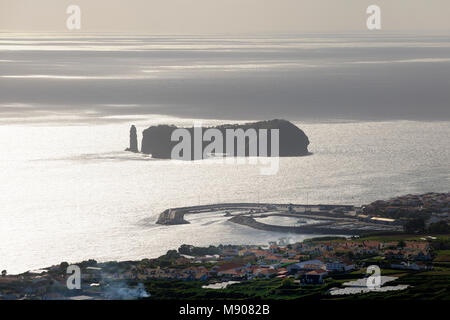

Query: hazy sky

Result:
[2,33,450,123]
[1,1,450,123]
[2,0,450,33]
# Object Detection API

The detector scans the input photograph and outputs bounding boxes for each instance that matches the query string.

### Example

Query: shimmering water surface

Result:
[0,120,448,273]
[0,34,449,273]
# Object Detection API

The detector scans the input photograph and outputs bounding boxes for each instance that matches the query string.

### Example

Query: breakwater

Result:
[156,203,274,224]
[155,202,402,235]
[229,216,362,236]
[156,202,355,224]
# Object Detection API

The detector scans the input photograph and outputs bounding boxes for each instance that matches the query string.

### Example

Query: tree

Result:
[163,250,180,260]
[346,252,355,259]
[427,221,450,234]
[59,262,69,272]
[404,218,426,234]
[280,277,294,288]
[178,244,193,255]
[1,270,6,277]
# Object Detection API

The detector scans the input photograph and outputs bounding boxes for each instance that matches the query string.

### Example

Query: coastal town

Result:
[362,192,450,223]
[1,233,449,300]
[1,192,449,300]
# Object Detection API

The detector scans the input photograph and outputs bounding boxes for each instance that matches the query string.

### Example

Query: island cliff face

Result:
[140,119,309,160]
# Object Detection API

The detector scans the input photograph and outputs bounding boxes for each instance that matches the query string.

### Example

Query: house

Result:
[194,255,219,263]
[390,262,431,271]
[370,217,396,225]
[326,261,355,272]
[357,214,371,222]
[413,251,432,261]
[222,249,239,257]
[380,242,398,249]
[212,262,249,277]
[263,255,282,264]
[180,266,210,281]
[279,259,299,267]
[302,269,328,284]
[69,295,95,300]
[238,249,268,258]
[175,257,193,265]
[269,245,281,253]
[253,267,277,278]
[277,269,288,276]
[384,250,404,260]
[217,269,246,279]
[194,272,208,281]
[287,260,325,274]
[362,240,381,249]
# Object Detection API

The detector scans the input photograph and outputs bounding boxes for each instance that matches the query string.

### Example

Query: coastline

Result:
[2,233,449,300]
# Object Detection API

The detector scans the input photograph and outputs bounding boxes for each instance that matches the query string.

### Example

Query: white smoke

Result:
[104,282,150,300]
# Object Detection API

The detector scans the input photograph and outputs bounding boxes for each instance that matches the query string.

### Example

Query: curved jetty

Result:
[156,203,402,235]
[156,203,266,225]
[229,216,361,236]
[157,209,190,225]
[140,119,310,159]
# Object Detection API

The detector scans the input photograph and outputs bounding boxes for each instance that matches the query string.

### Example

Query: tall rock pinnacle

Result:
[127,125,139,153]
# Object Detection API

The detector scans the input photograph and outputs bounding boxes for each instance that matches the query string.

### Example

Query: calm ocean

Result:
[0,34,449,273]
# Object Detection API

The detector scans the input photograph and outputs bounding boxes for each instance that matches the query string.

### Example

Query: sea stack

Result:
[126,125,139,153]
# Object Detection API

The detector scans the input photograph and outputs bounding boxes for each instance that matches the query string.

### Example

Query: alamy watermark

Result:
[66,5,81,30]
[170,122,280,175]
[367,5,381,30]
[366,265,382,290]
[64,5,381,31]
[66,264,81,290]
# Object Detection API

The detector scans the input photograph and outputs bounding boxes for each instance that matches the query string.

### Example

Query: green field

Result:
[141,278,333,300]
[434,250,450,262]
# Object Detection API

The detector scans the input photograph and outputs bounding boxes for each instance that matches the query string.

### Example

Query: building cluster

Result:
[363,192,450,218]
[0,237,435,299]
[105,238,433,285]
